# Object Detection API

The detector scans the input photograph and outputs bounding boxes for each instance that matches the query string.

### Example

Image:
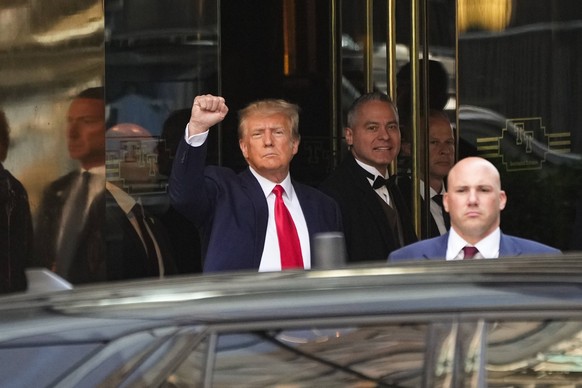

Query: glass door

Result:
[457,0,582,251]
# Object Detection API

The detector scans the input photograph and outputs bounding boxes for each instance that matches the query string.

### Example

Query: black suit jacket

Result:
[34,171,176,284]
[169,139,343,272]
[320,153,417,263]
[105,191,176,281]
[34,171,106,284]
[0,166,31,294]
[396,175,446,239]
[160,204,203,274]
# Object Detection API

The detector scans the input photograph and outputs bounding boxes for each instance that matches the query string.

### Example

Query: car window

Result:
[163,319,582,387]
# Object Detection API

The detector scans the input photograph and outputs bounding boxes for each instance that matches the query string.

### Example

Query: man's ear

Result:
[239,139,248,159]
[499,190,507,210]
[345,127,353,147]
[443,192,449,212]
[291,136,300,156]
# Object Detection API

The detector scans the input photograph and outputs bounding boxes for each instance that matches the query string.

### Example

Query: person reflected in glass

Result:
[34,87,107,283]
[0,110,32,293]
[389,157,560,261]
[397,110,455,238]
[34,87,175,283]
[395,59,450,178]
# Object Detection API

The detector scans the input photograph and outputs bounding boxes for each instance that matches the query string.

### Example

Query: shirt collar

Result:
[82,165,106,176]
[447,227,501,259]
[475,228,501,258]
[249,166,295,200]
[419,180,445,200]
[354,159,388,182]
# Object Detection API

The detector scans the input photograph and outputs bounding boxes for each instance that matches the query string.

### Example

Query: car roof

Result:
[2,255,582,325]
[2,255,582,387]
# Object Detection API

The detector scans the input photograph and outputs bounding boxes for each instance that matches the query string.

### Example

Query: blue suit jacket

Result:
[388,232,560,262]
[170,139,343,272]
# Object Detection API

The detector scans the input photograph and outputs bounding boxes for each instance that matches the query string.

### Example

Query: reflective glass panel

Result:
[458,0,582,251]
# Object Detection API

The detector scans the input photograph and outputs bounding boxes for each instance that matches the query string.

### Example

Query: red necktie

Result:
[273,185,304,269]
[463,246,479,260]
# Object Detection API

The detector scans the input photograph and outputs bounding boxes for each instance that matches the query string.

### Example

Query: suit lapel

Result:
[424,234,449,260]
[344,155,394,247]
[499,233,521,256]
[240,169,269,268]
[387,178,417,245]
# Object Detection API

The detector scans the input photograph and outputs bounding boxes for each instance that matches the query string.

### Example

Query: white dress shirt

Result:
[250,169,311,271]
[446,227,501,260]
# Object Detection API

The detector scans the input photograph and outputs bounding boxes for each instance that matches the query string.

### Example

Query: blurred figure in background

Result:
[396,59,449,177]
[34,87,176,283]
[396,59,449,129]
[0,109,32,293]
[34,87,108,283]
[396,59,453,239]
[397,110,455,238]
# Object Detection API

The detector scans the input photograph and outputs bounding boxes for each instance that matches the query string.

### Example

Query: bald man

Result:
[388,157,560,261]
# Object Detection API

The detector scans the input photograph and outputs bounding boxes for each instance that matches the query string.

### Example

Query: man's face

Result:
[428,114,455,182]
[346,100,400,175]
[239,112,299,183]
[66,98,106,169]
[443,158,507,244]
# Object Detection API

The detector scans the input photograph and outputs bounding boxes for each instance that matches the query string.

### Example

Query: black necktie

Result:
[76,171,92,216]
[131,203,159,275]
[432,194,450,229]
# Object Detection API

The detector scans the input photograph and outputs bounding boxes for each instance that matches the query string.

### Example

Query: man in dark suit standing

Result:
[320,92,417,264]
[397,110,455,238]
[34,87,175,283]
[34,87,108,283]
[169,94,343,272]
[0,110,31,293]
[389,157,560,261]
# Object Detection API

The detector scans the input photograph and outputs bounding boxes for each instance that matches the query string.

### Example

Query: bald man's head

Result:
[443,157,507,244]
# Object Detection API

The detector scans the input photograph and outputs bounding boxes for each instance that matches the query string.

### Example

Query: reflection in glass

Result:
[458,1,582,251]
[160,319,582,387]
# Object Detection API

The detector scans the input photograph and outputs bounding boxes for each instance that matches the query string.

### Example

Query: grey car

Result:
[1,255,582,387]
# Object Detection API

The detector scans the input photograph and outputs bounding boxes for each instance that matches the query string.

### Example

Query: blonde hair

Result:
[238,99,300,140]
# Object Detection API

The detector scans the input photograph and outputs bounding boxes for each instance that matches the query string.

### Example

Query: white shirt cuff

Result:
[184,123,209,147]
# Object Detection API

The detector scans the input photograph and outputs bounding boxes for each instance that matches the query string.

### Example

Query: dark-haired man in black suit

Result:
[34,87,175,283]
[0,110,31,293]
[320,92,417,263]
